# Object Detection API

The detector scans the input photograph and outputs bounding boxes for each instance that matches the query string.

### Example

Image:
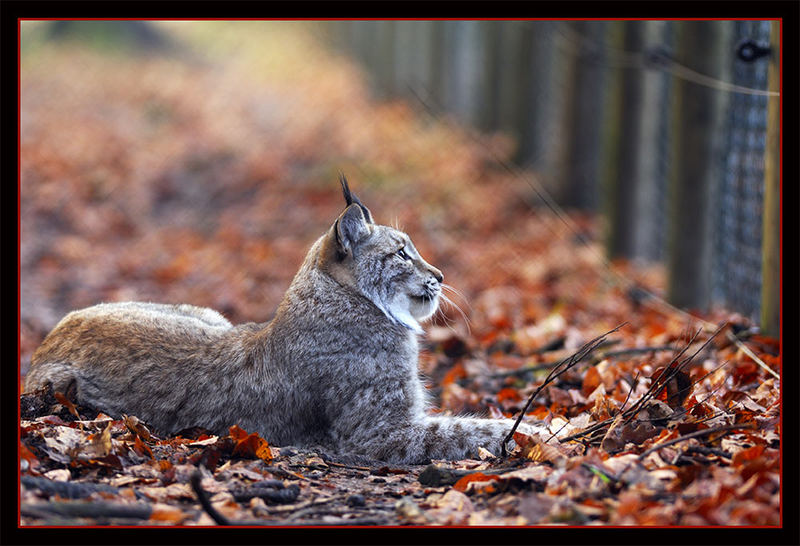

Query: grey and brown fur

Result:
[26,176,536,464]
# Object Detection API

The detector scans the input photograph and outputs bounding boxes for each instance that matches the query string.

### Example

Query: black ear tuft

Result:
[339,173,374,224]
[339,172,355,207]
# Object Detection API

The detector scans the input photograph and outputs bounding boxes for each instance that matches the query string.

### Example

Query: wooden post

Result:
[532,22,572,189]
[447,21,485,126]
[412,21,435,97]
[606,21,645,258]
[631,20,670,260]
[394,21,415,97]
[599,21,625,242]
[478,21,502,131]
[495,22,525,138]
[373,21,397,98]
[514,22,557,169]
[761,20,780,337]
[429,21,446,107]
[561,21,607,211]
[553,20,581,205]
[667,21,732,311]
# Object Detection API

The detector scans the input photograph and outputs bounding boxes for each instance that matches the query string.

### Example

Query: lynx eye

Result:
[396,247,410,260]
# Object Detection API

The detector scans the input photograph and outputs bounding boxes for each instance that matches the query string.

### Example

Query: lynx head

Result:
[319,175,443,333]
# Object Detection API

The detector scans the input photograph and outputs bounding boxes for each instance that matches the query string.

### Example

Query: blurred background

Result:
[20,20,780,378]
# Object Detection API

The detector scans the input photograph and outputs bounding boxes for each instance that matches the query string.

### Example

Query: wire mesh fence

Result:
[712,20,772,321]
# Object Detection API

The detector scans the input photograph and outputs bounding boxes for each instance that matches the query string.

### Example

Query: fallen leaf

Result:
[123,414,153,441]
[53,391,80,418]
[452,472,501,493]
[228,426,273,462]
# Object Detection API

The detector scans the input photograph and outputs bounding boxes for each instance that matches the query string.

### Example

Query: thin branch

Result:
[590,345,678,363]
[617,371,640,414]
[558,417,616,443]
[190,470,231,526]
[544,416,572,444]
[488,339,624,379]
[636,423,755,461]
[728,331,780,379]
[21,500,152,520]
[501,324,625,456]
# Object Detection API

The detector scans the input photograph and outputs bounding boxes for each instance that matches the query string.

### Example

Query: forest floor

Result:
[19,22,781,527]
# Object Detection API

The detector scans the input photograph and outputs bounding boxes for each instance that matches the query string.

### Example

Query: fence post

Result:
[428,21,447,107]
[631,21,671,260]
[394,21,417,97]
[606,21,645,255]
[761,21,780,337]
[559,21,607,211]
[478,21,502,131]
[598,21,624,245]
[517,22,559,172]
[554,21,582,206]
[374,21,397,97]
[666,21,732,311]
[446,21,486,127]
[495,22,526,139]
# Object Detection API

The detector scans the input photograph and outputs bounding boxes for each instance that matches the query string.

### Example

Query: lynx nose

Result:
[431,268,443,284]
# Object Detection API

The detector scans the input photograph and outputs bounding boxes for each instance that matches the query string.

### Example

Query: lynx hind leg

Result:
[24,361,77,397]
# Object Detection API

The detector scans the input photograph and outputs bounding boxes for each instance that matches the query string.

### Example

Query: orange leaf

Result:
[232,432,273,462]
[732,445,765,466]
[442,362,466,386]
[452,472,501,493]
[496,388,522,404]
[530,405,550,419]
[228,424,248,441]
[54,391,79,418]
[150,505,186,524]
[134,435,154,459]
[20,443,40,470]
[123,414,152,441]
[582,366,601,397]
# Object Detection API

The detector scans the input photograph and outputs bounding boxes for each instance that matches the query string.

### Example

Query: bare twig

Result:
[728,331,780,379]
[21,500,152,520]
[544,417,573,444]
[190,470,231,526]
[324,461,372,472]
[488,339,622,379]
[22,475,121,499]
[684,445,732,460]
[501,324,626,456]
[591,345,678,363]
[636,423,755,461]
[617,371,640,414]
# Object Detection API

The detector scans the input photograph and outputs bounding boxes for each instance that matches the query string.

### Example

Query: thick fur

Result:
[26,180,536,464]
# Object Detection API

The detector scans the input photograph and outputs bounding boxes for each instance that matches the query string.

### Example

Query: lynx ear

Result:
[335,203,371,254]
[339,173,374,224]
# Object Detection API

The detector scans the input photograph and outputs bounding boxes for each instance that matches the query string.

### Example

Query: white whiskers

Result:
[435,284,471,336]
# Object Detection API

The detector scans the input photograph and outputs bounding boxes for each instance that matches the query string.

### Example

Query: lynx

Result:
[25,177,536,464]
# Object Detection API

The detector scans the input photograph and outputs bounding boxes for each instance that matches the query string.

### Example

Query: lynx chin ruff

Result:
[26,176,537,464]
